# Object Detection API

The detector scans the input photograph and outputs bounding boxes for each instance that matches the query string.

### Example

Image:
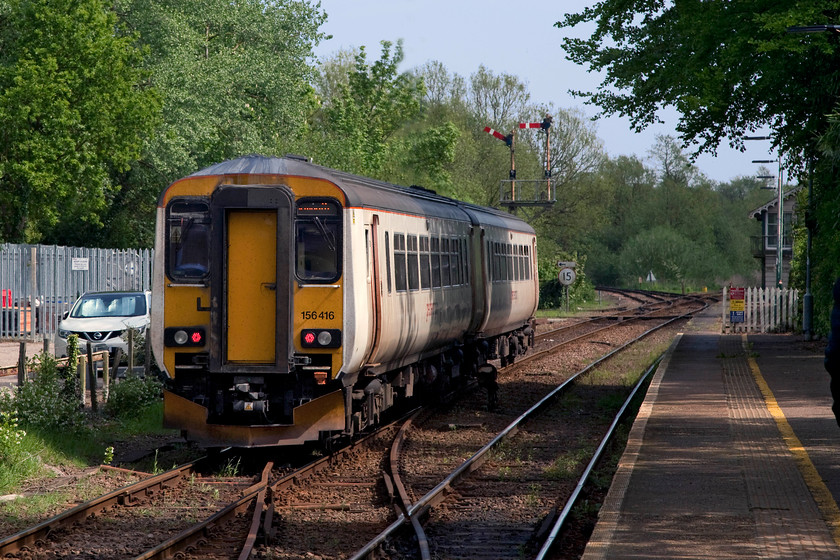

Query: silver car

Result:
[54,291,151,358]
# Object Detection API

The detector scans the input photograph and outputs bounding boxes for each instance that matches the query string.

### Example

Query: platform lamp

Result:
[784,25,837,340]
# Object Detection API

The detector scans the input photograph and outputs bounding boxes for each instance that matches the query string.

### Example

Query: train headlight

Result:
[300,329,341,348]
[164,327,206,347]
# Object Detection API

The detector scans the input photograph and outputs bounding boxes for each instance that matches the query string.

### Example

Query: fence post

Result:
[17,342,26,385]
[128,328,135,377]
[145,327,152,378]
[759,288,766,333]
[111,347,122,385]
[78,354,87,407]
[103,351,110,402]
[87,345,98,413]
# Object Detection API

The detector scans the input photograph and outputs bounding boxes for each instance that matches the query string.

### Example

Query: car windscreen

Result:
[71,294,147,318]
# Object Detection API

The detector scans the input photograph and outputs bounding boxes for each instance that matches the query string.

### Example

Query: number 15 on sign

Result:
[558,268,576,286]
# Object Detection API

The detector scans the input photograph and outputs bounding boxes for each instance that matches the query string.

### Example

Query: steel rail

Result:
[0,454,222,555]
[349,300,705,559]
[534,353,664,559]
[130,460,273,560]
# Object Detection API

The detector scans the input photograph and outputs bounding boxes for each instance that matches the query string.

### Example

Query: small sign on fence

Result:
[71,257,89,271]
[729,286,745,323]
[722,286,799,333]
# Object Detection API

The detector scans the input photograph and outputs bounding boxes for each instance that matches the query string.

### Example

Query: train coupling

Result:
[231,382,268,413]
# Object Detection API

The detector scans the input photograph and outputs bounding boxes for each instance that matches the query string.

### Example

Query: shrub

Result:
[0,353,86,433]
[0,411,25,462]
[105,375,162,419]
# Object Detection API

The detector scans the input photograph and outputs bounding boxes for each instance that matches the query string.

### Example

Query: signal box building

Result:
[749,186,801,289]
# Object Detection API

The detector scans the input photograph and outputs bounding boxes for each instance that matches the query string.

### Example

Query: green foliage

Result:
[0,0,160,244]
[311,40,425,177]
[105,374,162,419]
[0,411,25,462]
[0,414,43,493]
[557,1,838,169]
[109,0,326,247]
[0,353,86,433]
[538,253,594,309]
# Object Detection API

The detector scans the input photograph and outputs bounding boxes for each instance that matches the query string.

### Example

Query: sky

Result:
[312,0,778,184]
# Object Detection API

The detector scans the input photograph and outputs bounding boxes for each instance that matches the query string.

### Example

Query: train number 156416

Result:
[301,311,335,321]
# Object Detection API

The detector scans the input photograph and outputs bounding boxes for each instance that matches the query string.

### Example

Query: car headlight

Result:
[57,329,71,339]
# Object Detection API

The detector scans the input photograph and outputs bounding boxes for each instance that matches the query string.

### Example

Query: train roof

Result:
[175,155,535,234]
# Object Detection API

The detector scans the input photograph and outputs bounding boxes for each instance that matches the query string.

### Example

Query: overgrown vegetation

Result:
[0,349,168,494]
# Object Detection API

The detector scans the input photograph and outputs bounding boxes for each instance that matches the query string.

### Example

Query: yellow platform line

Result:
[742,334,840,545]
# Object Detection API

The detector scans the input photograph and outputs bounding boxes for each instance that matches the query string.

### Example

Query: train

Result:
[151,154,538,448]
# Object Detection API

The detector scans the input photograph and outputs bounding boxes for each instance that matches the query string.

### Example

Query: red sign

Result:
[730,287,744,300]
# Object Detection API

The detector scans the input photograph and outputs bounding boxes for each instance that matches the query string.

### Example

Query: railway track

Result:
[0,451,261,558]
[346,293,708,559]
[1,289,710,558]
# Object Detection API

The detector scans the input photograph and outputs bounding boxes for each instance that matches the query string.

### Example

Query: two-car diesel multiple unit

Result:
[152,155,538,448]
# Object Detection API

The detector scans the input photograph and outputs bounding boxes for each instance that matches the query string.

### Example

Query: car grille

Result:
[70,330,124,342]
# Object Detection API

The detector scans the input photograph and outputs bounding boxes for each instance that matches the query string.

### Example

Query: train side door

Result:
[364,216,382,363]
[210,185,294,373]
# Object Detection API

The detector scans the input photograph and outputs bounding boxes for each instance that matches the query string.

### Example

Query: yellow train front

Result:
[152,155,538,448]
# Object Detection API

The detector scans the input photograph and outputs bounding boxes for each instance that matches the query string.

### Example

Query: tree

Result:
[618,226,701,291]
[557,2,840,171]
[0,0,159,244]
[558,1,840,328]
[310,40,425,177]
[109,0,326,247]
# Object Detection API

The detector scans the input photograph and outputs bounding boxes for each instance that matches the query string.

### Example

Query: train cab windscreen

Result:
[167,200,210,280]
[295,199,342,282]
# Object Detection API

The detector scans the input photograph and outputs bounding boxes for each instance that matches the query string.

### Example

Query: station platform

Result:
[582,304,840,559]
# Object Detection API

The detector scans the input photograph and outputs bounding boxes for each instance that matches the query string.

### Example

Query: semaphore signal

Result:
[483,126,513,146]
[482,115,554,210]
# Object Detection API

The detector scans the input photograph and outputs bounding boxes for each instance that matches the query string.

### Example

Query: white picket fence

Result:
[722,286,799,333]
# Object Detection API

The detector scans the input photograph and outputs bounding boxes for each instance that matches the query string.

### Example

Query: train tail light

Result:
[314,371,328,385]
[164,327,206,347]
[300,329,341,348]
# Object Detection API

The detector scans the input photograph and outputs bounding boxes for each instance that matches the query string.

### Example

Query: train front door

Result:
[210,185,293,373]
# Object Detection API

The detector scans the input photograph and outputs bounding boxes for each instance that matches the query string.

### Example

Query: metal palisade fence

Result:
[0,243,153,340]
[721,286,800,333]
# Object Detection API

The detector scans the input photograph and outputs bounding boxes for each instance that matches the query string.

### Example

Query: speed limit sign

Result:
[558,267,576,286]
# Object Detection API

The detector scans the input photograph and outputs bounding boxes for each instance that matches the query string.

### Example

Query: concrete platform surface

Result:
[583,305,840,559]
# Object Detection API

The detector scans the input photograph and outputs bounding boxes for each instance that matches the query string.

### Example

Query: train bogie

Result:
[153,155,538,448]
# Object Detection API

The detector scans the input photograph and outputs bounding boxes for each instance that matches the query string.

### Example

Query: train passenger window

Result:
[394,234,407,291]
[507,245,514,281]
[524,246,530,280]
[492,242,499,283]
[450,238,460,285]
[514,246,521,281]
[431,237,441,288]
[461,239,469,285]
[385,233,392,293]
[420,236,431,290]
[408,235,419,291]
[441,238,451,287]
[167,200,210,280]
[295,199,341,282]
